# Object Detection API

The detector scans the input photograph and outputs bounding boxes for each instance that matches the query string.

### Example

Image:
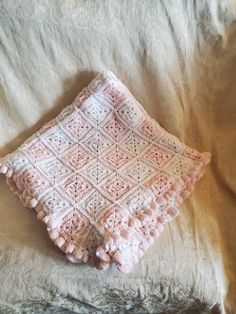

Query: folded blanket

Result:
[0,71,210,272]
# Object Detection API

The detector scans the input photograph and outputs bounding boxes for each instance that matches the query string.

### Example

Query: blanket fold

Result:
[0,71,210,272]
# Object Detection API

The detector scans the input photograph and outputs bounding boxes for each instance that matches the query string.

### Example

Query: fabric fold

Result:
[0,71,210,272]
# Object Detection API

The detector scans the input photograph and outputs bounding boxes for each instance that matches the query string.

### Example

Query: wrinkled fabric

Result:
[0,0,235,313]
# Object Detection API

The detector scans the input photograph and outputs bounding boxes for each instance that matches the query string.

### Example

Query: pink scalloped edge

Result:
[0,147,211,272]
[0,151,210,272]
[0,70,211,272]
[94,151,211,272]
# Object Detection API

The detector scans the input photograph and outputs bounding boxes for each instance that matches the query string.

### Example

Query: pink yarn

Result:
[0,71,210,272]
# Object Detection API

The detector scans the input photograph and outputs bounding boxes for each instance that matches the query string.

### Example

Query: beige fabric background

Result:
[0,0,236,313]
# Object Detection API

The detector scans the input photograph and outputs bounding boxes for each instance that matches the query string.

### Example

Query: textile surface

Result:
[0,0,235,313]
[0,70,210,274]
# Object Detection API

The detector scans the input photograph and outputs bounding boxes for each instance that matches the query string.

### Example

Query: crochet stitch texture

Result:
[0,71,210,272]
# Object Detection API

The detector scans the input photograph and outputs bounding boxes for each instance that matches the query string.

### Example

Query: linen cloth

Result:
[0,0,235,313]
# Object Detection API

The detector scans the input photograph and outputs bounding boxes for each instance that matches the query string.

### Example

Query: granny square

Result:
[0,71,210,273]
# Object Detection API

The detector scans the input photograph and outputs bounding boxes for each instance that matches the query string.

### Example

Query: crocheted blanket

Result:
[0,71,210,272]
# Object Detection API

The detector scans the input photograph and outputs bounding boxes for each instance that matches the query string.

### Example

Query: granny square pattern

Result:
[0,71,211,273]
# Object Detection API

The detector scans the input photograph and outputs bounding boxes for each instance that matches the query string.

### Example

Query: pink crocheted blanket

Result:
[0,71,210,272]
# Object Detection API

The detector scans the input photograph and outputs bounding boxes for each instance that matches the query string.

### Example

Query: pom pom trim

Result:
[0,149,211,272]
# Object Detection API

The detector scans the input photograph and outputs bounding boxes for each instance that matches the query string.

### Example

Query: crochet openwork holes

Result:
[0,71,210,273]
